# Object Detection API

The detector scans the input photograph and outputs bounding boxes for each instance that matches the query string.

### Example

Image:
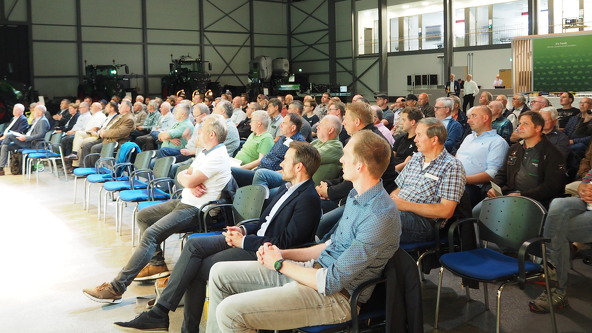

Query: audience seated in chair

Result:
[0,104,50,176]
[112,140,323,332]
[202,130,400,332]
[231,112,306,187]
[474,111,566,213]
[316,102,397,213]
[134,101,175,151]
[233,110,274,168]
[154,103,194,156]
[455,105,508,207]
[77,100,135,169]
[529,170,592,313]
[390,117,466,243]
[392,107,422,172]
[82,114,232,304]
[253,114,343,197]
[65,102,106,161]
[211,100,240,156]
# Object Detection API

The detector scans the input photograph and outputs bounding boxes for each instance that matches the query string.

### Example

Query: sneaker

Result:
[134,264,170,281]
[65,153,78,160]
[83,282,123,304]
[114,311,169,332]
[529,288,568,313]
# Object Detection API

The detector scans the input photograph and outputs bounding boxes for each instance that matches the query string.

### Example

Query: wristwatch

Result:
[274,259,285,274]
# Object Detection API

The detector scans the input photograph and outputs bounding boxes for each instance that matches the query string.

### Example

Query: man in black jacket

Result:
[112,141,322,333]
[316,102,397,213]
[477,111,565,211]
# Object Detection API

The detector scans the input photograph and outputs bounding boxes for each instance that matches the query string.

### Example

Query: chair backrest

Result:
[100,141,118,158]
[133,150,156,170]
[173,163,191,189]
[48,132,63,153]
[477,196,547,251]
[232,184,267,222]
[152,156,176,179]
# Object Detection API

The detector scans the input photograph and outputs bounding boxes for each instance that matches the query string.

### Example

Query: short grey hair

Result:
[121,99,132,110]
[290,101,303,115]
[514,94,526,103]
[202,114,228,144]
[481,91,493,103]
[13,103,25,112]
[217,100,233,118]
[174,103,191,118]
[419,117,447,145]
[160,101,171,111]
[435,97,454,110]
[252,110,270,129]
[323,114,342,133]
[35,104,47,113]
[193,103,210,115]
[540,106,559,130]
[148,100,158,111]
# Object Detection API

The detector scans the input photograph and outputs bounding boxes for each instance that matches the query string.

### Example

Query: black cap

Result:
[406,94,418,101]
[375,93,388,99]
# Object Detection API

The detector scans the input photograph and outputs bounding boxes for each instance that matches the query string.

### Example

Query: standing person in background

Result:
[463,74,479,112]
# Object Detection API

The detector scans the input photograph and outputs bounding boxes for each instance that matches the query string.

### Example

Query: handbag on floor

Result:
[10,152,22,175]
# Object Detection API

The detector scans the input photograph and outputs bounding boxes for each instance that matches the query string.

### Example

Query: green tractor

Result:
[77,61,136,101]
[161,55,217,98]
[0,78,36,124]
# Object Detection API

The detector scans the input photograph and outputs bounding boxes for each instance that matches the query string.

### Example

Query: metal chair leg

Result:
[542,244,559,333]
[98,187,103,219]
[434,266,445,328]
[483,283,490,310]
[73,176,78,203]
[496,283,507,333]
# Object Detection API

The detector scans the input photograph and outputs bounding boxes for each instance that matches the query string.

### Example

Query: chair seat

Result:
[27,152,60,159]
[73,167,110,176]
[87,174,129,183]
[440,248,542,281]
[137,200,165,210]
[298,306,385,333]
[187,231,223,240]
[104,179,147,191]
[21,148,50,154]
[119,189,170,202]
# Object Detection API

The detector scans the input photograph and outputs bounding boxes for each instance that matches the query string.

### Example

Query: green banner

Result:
[533,34,592,92]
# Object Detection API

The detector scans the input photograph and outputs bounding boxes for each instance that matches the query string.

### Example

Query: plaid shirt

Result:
[492,117,513,142]
[396,149,466,204]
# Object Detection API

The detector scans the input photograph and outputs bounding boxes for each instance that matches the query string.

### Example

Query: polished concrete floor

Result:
[1,167,591,333]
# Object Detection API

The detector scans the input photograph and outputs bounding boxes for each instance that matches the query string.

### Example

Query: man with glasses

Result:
[529,96,550,112]
[237,102,262,140]
[506,94,530,129]
[434,97,463,154]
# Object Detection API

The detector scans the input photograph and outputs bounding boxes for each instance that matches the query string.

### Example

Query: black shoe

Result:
[114,311,169,332]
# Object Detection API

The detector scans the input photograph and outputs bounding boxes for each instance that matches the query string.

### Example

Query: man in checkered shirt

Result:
[390,117,466,243]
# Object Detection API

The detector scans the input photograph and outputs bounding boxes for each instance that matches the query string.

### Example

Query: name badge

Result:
[424,173,439,181]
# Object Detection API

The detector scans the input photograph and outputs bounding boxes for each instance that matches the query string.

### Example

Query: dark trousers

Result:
[156,235,257,333]
[462,94,475,112]
[61,134,75,155]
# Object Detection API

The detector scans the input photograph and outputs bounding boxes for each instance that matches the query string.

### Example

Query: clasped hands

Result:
[257,242,283,271]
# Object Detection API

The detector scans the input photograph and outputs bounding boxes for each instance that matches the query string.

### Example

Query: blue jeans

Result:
[157,147,181,158]
[252,168,285,189]
[399,211,434,243]
[111,199,199,293]
[543,197,592,289]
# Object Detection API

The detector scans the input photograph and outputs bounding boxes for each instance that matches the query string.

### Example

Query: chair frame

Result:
[434,196,557,333]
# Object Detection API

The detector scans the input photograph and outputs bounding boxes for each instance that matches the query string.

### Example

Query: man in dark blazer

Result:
[110,141,322,333]
[445,73,461,96]
[0,104,50,175]
[0,103,29,139]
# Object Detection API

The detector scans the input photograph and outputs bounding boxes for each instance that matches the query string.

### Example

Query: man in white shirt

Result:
[462,74,479,112]
[83,114,232,303]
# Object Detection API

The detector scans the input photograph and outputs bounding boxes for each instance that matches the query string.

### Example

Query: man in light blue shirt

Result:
[456,105,509,206]
[205,130,400,332]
